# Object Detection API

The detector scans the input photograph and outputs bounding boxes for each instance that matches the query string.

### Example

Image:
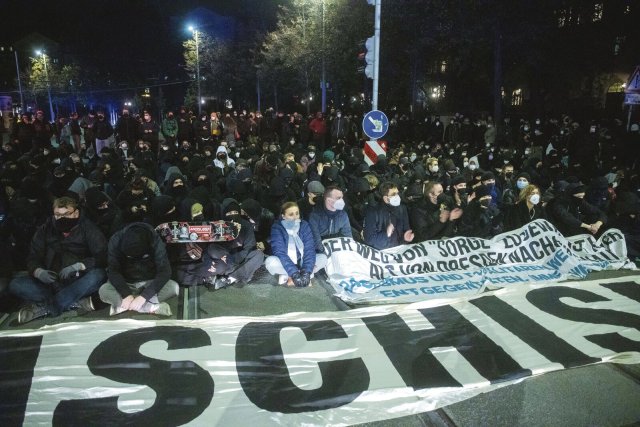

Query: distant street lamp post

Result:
[320,0,326,114]
[36,50,55,121]
[189,26,202,115]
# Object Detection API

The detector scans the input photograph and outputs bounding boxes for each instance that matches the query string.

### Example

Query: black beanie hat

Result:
[474,185,491,199]
[451,175,466,186]
[241,199,261,221]
[121,225,151,258]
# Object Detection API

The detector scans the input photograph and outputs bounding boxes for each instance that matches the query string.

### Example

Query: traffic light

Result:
[357,37,375,79]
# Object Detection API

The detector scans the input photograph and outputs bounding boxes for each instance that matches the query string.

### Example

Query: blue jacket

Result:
[308,205,352,250]
[270,219,318,276]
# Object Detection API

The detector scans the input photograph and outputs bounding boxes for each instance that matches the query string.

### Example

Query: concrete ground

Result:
[1,268,639,426]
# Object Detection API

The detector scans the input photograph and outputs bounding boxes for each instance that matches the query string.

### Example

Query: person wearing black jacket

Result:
[99,222,178,316]
[410,181,461,242]
[457,185,503,238]
[550,181,607,237]
[9,197,108,324]
[363,181,414,249]
[115,108,139,145]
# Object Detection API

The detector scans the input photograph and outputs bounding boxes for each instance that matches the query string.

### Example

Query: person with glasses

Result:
[9,197,108,324]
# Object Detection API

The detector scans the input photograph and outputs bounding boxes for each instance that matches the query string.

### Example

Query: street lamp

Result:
[35,50,55,121]
[320,0,326,114]
[188,25,202,115]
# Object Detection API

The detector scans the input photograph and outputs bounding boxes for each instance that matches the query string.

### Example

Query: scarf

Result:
[285,221,304,265]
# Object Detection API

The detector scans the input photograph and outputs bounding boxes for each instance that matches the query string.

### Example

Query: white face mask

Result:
[410,154,417,162]
[333,198,345,210]
[529,194,540,205]
[337,113,341,118]
[463,161,469,168]
[429,165,439,173]
[469,164,477,171]
[388,194,401,207]
[309,152,315,159]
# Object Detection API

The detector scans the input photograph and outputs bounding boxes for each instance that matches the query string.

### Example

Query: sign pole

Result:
[372,0,381,111]
[627,105,633,131]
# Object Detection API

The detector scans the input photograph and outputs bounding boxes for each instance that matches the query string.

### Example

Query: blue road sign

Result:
[362,110,389,139]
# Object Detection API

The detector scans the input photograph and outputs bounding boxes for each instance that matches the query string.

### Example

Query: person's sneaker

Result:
[214,276,231,290]
[150,302,172,317]
[18,304,49,324]
[76,297,95,314]
[109,304,127,316]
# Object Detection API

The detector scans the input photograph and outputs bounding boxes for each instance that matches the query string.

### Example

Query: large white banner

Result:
[323,219,637,304]
[1,276,640,426]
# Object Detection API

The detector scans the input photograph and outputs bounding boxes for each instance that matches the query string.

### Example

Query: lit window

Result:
[501,86,506,99]
[512,89,522,106]
[593,3,603,22]
[440,60,447,73]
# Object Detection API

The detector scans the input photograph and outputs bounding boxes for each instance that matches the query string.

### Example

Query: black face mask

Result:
[456,188,468,196]
[480,199,491,208]
[56,217,79,232]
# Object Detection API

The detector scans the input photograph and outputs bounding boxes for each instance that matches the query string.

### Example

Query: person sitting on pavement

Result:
[308,185,353,248]
[363,181,415,250]
[297,180,324,220]
[503,183,545,232]
[99,222,178,316]
[410,181,462,242]
[204,199,264,289]
[265,202,327,287]
[10,196,108,324]
[550,179,607,237]
[457,184,503,238]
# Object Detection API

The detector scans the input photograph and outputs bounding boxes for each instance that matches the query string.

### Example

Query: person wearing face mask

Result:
[501,170,530,206]
[503,184,545,232]
[99,222,177,317]
[550,180,607,237]
[363,181,414,249]
[94,111,114,157]
[457,185,503,238]
[139,111,160,152]
[410,181,462,241]
[298,180,325,220]
[309,186,353,244]
[266,202,326,287]
[213,145,236,175]
[84,187,124,238]
[425,157,441,181]
[330,110,349,144]
[480,171,502,208]
[161,111,178,148]
[9,197,108,324]
[447,175,470,211]
[116,108,140,146]
[300,145,317,173]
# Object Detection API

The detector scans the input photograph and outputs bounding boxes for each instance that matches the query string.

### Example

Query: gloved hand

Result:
[34,268,58,284]
[59,262,85,280]
[291,270,311,288]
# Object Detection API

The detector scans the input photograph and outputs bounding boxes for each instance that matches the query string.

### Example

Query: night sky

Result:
[4,0,273,79]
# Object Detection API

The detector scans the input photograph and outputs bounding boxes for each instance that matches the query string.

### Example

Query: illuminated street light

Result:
[36,49,55,121]
[188,25,202,115]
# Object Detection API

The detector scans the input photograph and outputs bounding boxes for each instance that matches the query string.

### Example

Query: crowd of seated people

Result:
[1,108,639,324]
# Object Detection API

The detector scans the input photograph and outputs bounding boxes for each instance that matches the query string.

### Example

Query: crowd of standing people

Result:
[1,105,639,324]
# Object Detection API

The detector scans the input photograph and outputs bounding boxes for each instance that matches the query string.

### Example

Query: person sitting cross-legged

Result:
[10,196,108,324]
[265,202,327,287]
[99,222,178,316]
